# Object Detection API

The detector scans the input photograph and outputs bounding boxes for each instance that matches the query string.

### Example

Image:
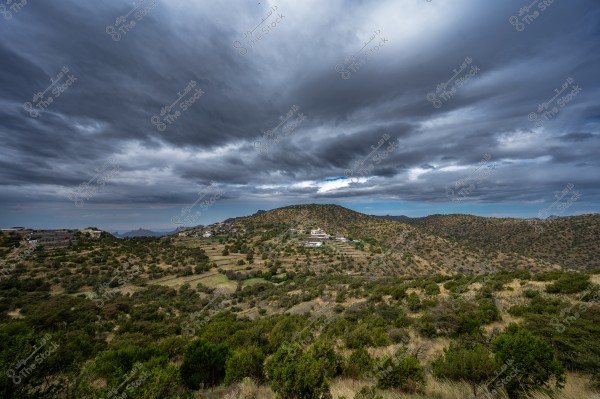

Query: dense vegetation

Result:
[0,205,599,398]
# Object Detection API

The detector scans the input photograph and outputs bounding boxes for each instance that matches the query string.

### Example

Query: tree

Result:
[491,324,566,397]
[224,346,265,385]
[346,346,373,378]
[432,343,497,398]
[375,351,425,393]
[265,343,331,399]
[180,339,230,389]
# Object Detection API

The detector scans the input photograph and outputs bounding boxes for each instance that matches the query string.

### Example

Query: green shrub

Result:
[491,324,565,397]
[224,346,265,385]
[346,346,373,377]
[432,343,497,398]
[406,293,421,312]
[523,289,539,298]
[546,274,590,294]
[375,352,424,392]
[180,339,230,389]
[424,283,440,296]
[265,343,331,399]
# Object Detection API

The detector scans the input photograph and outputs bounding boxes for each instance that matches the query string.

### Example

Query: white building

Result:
[202,231,212,238]
[305,241,323,247]
[81,229,102,238]
[310,228,329,239]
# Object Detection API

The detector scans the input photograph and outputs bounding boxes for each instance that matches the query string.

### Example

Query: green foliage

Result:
[546,273,591,294]
[309,340,343,378]
[476,298,501,324]
[491,324,566,397]
[265,343,331,399]
[94,345,164,379]
[523,306,600,375]
[432,343,497,398]
[391,286,406,300]
[180,339,230,389]
[345,324,389,348]
[424,283,440,296]
[131,364,190,399]
[523,289,540,298]
[406,293,421,312]
[346,346,373,377]
[375,352,424,393]
[224,346,265,384]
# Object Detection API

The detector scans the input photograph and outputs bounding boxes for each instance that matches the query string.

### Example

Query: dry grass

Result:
[307,373,599,399]
[529,373,599,399]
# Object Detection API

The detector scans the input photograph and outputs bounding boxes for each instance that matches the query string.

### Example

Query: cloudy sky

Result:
[0,0,599,231]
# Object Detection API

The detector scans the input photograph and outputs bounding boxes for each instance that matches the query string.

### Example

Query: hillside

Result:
[233,204,561,276]
[1,205,600,399]
[400,214,600,271]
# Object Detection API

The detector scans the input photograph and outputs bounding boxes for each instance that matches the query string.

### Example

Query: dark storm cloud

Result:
[0,0,599,222]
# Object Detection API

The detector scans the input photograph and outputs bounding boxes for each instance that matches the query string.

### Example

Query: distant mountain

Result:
[111,225,203,238]
[112,228,164,238]
[376,215,411,221]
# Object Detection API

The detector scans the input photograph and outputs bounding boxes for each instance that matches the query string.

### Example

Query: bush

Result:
[432,343,497,398]
[309,341,343,379]
[491,324,565,397]
[345,325,389,348]
[523,289,539,298]
[424,283,440,296]
[346,346,373,377]
[224,346,265,385]
[406,293,421,312]
[375,352,424,392]
[546,273,590,294]
[180,339,230,389]
[265,343,331,399]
